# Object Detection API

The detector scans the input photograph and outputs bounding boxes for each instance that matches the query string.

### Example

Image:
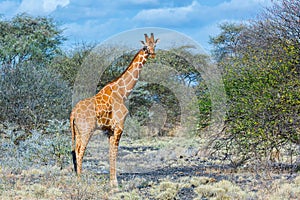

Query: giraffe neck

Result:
[115,49,148,99]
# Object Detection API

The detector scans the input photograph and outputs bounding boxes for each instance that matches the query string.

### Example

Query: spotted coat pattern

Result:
[70,33,159,188]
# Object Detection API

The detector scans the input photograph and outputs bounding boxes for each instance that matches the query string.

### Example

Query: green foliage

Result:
[227,51,299,157]
[0,13,64,67]
[0,63,71,128]
[123,116,143,139]
[210,0,300,166]
[138,82,181,128]
[49,43,95,87]
[196,88,211,130]
[0,14,70,128]
[209,22,245,62]
[152,48,203,85]
[145,49,212,133]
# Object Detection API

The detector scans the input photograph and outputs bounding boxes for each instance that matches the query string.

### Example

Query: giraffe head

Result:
[141,33,159,58]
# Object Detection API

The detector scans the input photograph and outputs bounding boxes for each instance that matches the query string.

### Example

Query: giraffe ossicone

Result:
[70,33,159,188]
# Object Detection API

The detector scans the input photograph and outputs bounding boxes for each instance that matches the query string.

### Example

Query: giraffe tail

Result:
[70,111,77,174]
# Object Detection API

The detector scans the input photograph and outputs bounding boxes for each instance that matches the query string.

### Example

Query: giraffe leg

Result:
[76,142,85,176]
[76,144,87,175]
[75,129,94,176]
[109,127,123,188]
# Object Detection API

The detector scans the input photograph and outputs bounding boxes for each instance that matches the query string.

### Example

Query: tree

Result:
[210,0,300,167]
[0,14,69,128]
[49,43,95,87]
[0,13,64,69]
[0,63,71,127]
[209,22,245,62]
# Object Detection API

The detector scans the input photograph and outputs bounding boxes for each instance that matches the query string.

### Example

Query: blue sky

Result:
[0,0,273,51]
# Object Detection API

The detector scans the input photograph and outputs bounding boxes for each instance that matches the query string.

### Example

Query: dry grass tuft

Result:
[110,190,140,200]
[189,176,215,187]
[151,181,180,200]
[194,179,253,200]
[263,175,300,200]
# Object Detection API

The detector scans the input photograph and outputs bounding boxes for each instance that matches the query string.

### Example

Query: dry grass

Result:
[0,166,110,200]
[0,123,299,199]
[150,181,180,200]
[1,164,299,199]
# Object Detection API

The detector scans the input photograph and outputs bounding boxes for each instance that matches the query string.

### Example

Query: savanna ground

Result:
[0,121,299,200]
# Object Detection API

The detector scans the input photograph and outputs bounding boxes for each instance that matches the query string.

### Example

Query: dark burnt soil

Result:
[118,163,232,199]
[118,159,296,199]
[84,134,298,199]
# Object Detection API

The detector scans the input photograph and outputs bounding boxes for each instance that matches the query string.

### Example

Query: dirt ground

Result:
[0,131,299,199]
[81,133,299,199]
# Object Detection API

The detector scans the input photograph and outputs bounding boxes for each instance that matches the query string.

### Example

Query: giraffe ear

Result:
[140,40,145,45]
[155,38,160,44]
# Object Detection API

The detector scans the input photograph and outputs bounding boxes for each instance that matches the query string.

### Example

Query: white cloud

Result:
[127,0,158,4]
[17,0,70,15]
[8,0,273,50]
[133,1,202,26]
[131,0,272,50]
[43,0,70,13]
[133,0,272,27]
[217,0,272,10]
[59,0,273,50]
[62,19,120,44]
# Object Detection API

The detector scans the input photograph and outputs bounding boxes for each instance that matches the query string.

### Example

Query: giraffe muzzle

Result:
[150,53,156,58]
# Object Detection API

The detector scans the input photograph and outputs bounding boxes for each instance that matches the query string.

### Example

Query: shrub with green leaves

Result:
[210,0,300,166]
[0,14,70,128]
[0,63,71,128]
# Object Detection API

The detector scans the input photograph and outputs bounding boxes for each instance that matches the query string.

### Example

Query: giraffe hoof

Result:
[109,181,119,194]
[110,179,118,187]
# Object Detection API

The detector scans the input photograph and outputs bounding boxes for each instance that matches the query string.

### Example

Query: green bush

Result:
[0,63,72,128]
[210,0,300,166]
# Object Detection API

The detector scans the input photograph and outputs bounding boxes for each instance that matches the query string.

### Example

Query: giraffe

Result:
[70,33,159,187]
